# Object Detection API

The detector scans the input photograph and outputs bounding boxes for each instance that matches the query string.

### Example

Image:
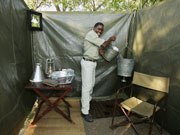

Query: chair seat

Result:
[120,97,160,118]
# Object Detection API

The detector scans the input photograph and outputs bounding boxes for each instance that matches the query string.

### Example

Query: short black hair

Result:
[94,22,104,28]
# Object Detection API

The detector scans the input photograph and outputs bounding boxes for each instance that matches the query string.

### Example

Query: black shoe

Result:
[81,113,93,122]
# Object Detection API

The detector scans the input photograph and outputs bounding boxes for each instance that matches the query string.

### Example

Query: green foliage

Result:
[31,15,40,27]
[24,0,166,12]
[24,0,52,10]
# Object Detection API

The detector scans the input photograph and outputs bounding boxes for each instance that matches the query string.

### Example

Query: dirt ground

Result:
[83,116,171,135]
[18,97,172,135]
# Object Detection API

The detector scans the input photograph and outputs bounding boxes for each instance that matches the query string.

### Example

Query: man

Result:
[81,22,116,122]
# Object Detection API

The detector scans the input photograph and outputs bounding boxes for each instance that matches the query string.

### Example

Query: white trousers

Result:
[81,59,97,114]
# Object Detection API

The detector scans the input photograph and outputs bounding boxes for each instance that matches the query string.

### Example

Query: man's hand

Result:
[109,36,116,41]
[99,48,105,56]
[101,35,116,48]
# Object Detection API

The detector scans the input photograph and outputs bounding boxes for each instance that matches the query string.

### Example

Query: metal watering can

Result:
[30,63,45,82]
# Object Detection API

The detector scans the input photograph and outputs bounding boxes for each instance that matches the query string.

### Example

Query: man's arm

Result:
[101,36,116,48]
[99,36,116,55]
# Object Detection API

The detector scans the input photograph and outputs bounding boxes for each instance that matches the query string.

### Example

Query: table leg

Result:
[31,89,55,124]
[40,91,56,105]
[32,88,74,124]
[51,89,74,123]
[54,92,72,107]
[54,106,74,123]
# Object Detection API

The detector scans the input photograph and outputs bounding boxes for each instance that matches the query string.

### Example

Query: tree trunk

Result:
[52,0,61,12]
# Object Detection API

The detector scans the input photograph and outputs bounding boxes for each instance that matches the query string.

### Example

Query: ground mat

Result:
[19,98,85,135]
[90,98,124,119]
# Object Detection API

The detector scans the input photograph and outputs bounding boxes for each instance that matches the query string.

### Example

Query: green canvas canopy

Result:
[0,0,180,134]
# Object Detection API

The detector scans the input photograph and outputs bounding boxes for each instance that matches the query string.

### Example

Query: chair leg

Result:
[111,103,118,128]
[127,110,131,116]
[120,105,139,135]
[149,118,154,135]
[149,110,157,135]
[110,104,132,130]
[161,97,168,134]
[159,108,166,134]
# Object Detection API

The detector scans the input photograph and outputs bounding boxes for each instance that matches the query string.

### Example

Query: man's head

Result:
[93,22,104,37]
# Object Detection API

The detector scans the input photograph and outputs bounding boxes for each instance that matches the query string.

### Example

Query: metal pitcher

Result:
[30,63,45,82]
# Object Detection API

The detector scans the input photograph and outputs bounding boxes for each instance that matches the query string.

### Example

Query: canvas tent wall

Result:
[0,0,35,135]
[31,11,133,97]
[0,0,180,135]
[129,0,180,133]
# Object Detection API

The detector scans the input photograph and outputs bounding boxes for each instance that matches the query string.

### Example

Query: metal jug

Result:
[30,63,45,82]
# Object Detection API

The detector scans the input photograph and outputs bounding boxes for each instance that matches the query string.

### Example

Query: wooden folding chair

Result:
[110,72,170,135]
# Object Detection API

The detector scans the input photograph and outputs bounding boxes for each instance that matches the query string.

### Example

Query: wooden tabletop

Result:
[25,80,76,90]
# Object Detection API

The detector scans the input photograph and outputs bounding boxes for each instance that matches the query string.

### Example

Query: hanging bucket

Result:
[102,45,119,62]
[117,58,135,77]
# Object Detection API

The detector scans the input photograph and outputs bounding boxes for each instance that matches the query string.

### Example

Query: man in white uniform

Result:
[81,22,116,122]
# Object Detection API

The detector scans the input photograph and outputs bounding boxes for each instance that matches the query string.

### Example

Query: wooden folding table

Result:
[25,82,75,125]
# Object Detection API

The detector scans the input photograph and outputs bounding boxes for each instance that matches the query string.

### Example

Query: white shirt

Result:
[83,30,105,60]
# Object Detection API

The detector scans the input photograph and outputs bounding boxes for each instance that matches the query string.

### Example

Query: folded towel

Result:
[42,79,59,87]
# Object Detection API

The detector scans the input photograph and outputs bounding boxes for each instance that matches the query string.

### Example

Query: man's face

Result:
[93,25,104,37]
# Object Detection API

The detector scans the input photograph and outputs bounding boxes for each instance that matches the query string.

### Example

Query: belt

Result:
[83,57,97,62]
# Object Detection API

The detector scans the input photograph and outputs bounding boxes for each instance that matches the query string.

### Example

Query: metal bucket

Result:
[117,58,135,77]
[102,45,119,62]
